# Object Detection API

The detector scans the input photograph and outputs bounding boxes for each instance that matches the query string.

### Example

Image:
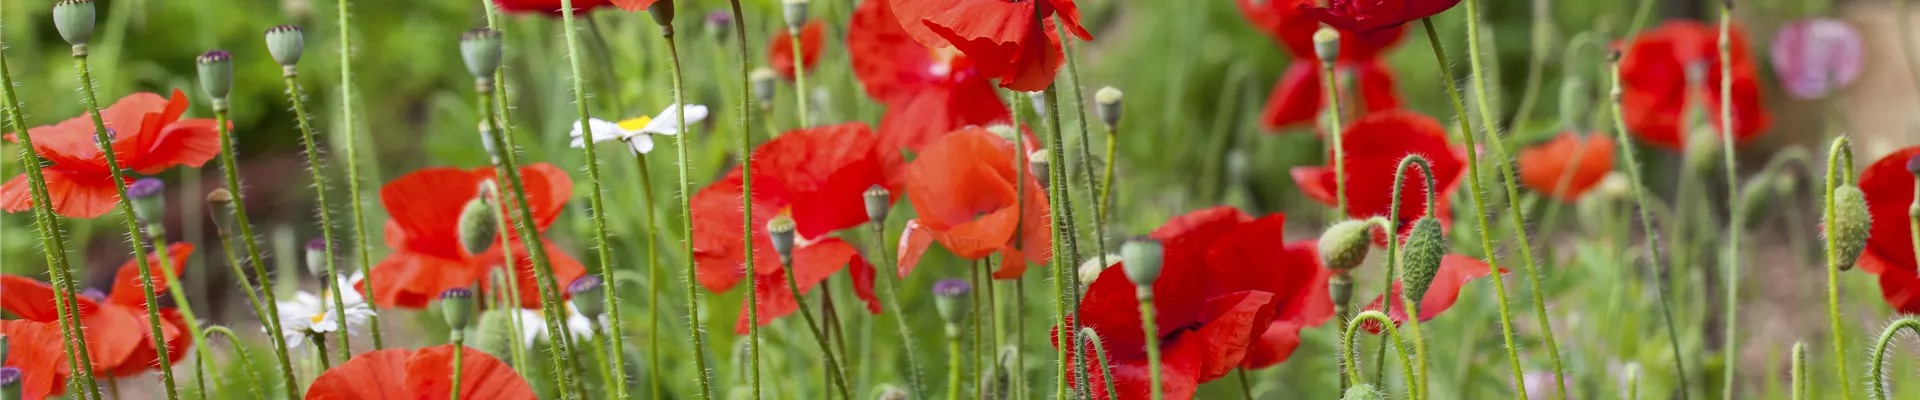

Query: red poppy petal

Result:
[1355,62,1404,114]
[107,243,195,307]
[364,250,485,310]
[905,129,1021,229]
[382,167,482,259]
[1876,262,1920,314]
[1204,216,1333,332]
[1241,320,1307,370]
[129,118,221,175]
[897,220,937,278]
[488,0,612,16]
[893,0,1034,57]
[505,240,589,310]
[0,275,136,373]
[307,348,412,399]
[31,168,122,220]
[1861,146,1920,277]
[877,81,1011,154]
[770,21,828,79]
[734,270,801,335]
[985,18,1065,92]
[91,305,153,376]
[405,345,538,399]
[758,123,891,239]
[158,309,193,370]
[1048,0,1094,41]
[502,163,574,231]
[609,0,659,12]
[934,206,1020,259]
[1073,266,1150,359]
[849,246,883,314]
[0,320,70,400]
[0,174,33,215]
[1177,290,1277,382]
[852,0,940,104]
[0,276,82,325]
[994,247,1032,279]
[1259,63,1322,131]
[1102,347,1204,400]
[1519,132,1616,202]
[1289,166,1337,206]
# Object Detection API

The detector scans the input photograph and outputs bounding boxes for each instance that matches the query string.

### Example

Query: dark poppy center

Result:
[1160,321,1204,344]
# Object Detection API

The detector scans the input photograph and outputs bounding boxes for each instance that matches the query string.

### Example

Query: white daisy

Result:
[512,301,599,349]
[569,103,710,155]
[275,273,376,349]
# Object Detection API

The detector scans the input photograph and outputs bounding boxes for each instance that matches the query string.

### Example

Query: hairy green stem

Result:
[1821,136,1857,400]
[662,28,717,400]
[1056,28,1103,392]
[1137,289,1162,400]
[1321,54,1348,214]
[482,184,530,373]
[782,259,853,398]
[451,333,466,399]
[790,25,809,128]
[479,83,578,399]
[313,333,332,369]
[1791,342,1807,400]
[1341,311,1416,398]
[337,0,385,351]
[145,228,222,398]
[946,325,963,400]
[554,0,629,396]
[205,326,264,400]
[632,152,663,399]
[871,224,928,397]
[1869,317,1920,399]
[210,103,300,399]
[1715,5,1744,397]
[1077,328,1119,398]
[1042,85,1087,400]
[1608,54,1692,400]
[284,72,354,361]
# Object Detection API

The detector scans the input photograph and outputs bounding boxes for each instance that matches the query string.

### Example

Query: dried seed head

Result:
[439,288,476,330]
[304,238,330,278]
[265,25,306,67]
[53,0,97,46]
[1829,185,1872,271]
[1312,27,1341,62]
[751,67,779,105]
[768,215,798,263]
[1095,86,1123,128]
[1318,219,1373,272]
[460,28,504,81]
[863,185,891,224]
[457,186,501,257]
[128,178,167,224]
[196,50,234,100]
[782,0,810,30]
[649,0,677,30]
[1398,217,1447,304]
[1119,238,1164,288]
[932,279,972,329]
[569,276,607,319]
[1342,383,1385,400]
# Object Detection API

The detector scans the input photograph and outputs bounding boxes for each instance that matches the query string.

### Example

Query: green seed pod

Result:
[1399,217,1448,304]
[53,0,96,46]
[1328,273,1354,308]
[1342,383,1386,400]
[782,0,810,30]
[127,178,167,225]
[1559,79,1591,131]
[751,67,779,106]
[0,367,20,400]
[206,188,236,237]
[471,311,518,358]
[569,276,607,319]
[440,288,475,331]
[931,279,971,332]
[1830,185,1873,271]
[1095,86,1123,129]
[1029,150,1052,189]
[1318,219,1373,272]
[264,25,306,67]
[460,28,504,81]
[304,238,330,278]
[863,185,891,224]
[768,215,798,263]
[196,50,234,100]
[1311,27,1340,63]
[650,0,677,31]
[457,186,501,256]
[1120,238,1164,288]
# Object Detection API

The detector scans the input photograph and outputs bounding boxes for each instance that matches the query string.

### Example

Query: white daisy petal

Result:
[285,333,305,349]
[627,134,656,155]
[570,118,632,148]
[640,104,709,136]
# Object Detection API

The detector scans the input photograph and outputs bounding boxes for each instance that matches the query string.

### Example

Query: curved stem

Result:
[662,28,716,400]
[1370,156,1431,386]
[1714,5,1746,397]
[204,326,264,400]
[872,225,928,397]
[145,228,221,398]
[1340,311,1416,399]
[1077,328,1119,399]
[1137,290,1162,400]
[285,73,353,362]
[210,103,300,399]
[1869,317,1920,399]
[337,0,384,351]
[783,260,854,398]
[1609,54,1693,400]
[1822,136,1857,400]
[1415,18,1529,397]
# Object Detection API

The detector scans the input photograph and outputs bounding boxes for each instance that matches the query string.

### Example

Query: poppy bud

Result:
[53,0,96,46]
[931,279,971,334]
[1342,383,1385,400]
[460,28,504,82]
[569,276,607,319]
[196,50,234,101]
[1120,238,1164,289]
[1399,217,1447,304]
[458,185,501,256]
[751,67,779,106]
[1318,219,1373,272]
[863,185,891,224]
[1829,185,1872,271]
[1773,172,1799,198]
[1559,79,1590,131]
[206,188,236,237]
[1684,125,1721,173]
[782,0,810,30]
[265,25,306,68]
[768,215,799,264]
[304,238,331,278]
[1736,176,1775,225]
[1095,86,1123,129]
[472,311,517,357]
[876,385,908,400]
[440,288,475,331]
[0,366,19,400]
[649,0,677,30]
[705,11,732,41]
[128,178,167,224]
[1311,27,1340,63]
[1028,150,1051,189]
[1078,254,1117,289]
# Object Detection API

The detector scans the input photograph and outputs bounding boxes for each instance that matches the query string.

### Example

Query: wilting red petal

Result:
[609,0,660,12]
[986,17,1066,92]
[1360,255,1501,333]
[489,0,613,16]
[0,320,70,400]
[771,21,828,79]
[1518,132,1616,202]
[107,243,195,307]
[404,345,537,399]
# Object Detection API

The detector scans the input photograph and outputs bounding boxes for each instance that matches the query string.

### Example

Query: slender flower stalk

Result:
[1119,239,1164,400]
[786,3,810,127]
[1714,3,1746,397]
[1094,86,1121,224]
[554,0,629,397]
[331,0,385,351]
[1076,328,1119,398]
[1415,17,1528,396]
[0,31,101,400]
[1341,311,1416,399]
[1820,136,1858,400]
[933,279,972,400]
[1313,27,1348,214]
[768,217,851,398]
[1007,89,1032,400]
[1042,85,1087,398]
[869,223,928,397]
[1869,317,1920,399]
[654,6,718,397]
[631,152,663,397]
[1387,156,1435,396]
[1791,342,1808,400]
[280,56,355,363]
[205,190,297,397]
[1053,27,1103,392]
[203,326,264,400]
[204,77,302,399]
[140,222,222,397]
[1608,51,1693,399]
[313,333,332,369]
[441,289,474,400]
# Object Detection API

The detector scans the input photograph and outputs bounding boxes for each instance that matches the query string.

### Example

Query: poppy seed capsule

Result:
[53,0,96,46]
[1342,383,1385,400]
[304,238,330,278]
[1120,238,1165,288]
[1829,185,1872,271]
[569,276,607,319]
[460,28,504,81]
[206,188,236,236]
[196,50,234,100]
[782,0,810,30]
[457,189,501,256]
[1311,27,1340,62]
[0,366,19,400]
[931,279,971,332]
[265,25,306,67]
[439,288,475,331]
[128,178,166,224]
[768,215,798,263]
[1399,217,1447,304]
[1095,86,1123,128]
[649,0,676,30]
[1318,219,1373,272]
[751,67,779,105]
[863,185,891,224]
[1029,150,1052,189]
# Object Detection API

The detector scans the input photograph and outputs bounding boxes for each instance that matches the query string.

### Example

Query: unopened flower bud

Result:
[128,178,167,224]
[458,185,501,256]
[440,288,475,331]
[1311,27,1341,62]
[1829,185,1872,271]
[471,311,517,356]
[932,279,971,332]
[1029,150,1051,189]
[569,276,607,319]
[1318,219,1373,272]
[206,188,236,236]
[1342,383,1385,400]
[863,185,891,224]
[1078,254,1117,287]
[1773,172,1799,197]
[1736,176,1775,224]
[265,25,306,67]
[460,28,504,82]
[1120,238,1164,288]
[1399,217,1447,304]
[768,215,798,263]
[53,0,96,46]
[0,366,20,400]
[782,0,810,30]
[1559,79,1591,131]
[751,67,779,106]
[1095,86,1123,129]
[649,0,677,30]
[196,50,234,100]
[304,238,331,277]
[705,11,732,41]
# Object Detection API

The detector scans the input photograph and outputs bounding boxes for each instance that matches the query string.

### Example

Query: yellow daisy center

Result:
[617,117,653,132]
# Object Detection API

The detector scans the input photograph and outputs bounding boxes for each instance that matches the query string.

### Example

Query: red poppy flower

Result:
[1297,0,1461,34]
[1618,21,1771,150]
[0,243,195,376]
[363,163,587,310]
[0,320,71,400]
[897,127,1051,279]
[1517,132,1616,202]
[851,0,1011,153]
[1289,111,1465,240]
[0,89,219,219]
[1358,254,1499,333]
[771,21,827,80]
[690,123,890,334]
[608,0,659,12]
[1257,62,1404,132]
[889,0,1094,92]
[1854,146,1920,313]
[1237,0,1407,62]
[1145,207,1334,370]
[305,345,535,399]
[490,0,613,16]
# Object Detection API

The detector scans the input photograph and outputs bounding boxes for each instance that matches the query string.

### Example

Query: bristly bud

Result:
[53,0,97,46]
[1119,238,1164,289]
[1078,254,1117,288]
[1095,86,1123,129]
[932,279,972,330]
[705,11,732,41]
[206,188,236,236]
[457,184,501,256]
[1318,220,1373,272]
[460,28,504,82]
[1830,185,1872,271]
[1311,27,1341,62]
[1028,150,1051,189]
[439,288,475,331]
[649,0,678,31]
[782,0,810,30]
[0,366,20,400]
[751,67,779,106]
[304,238,330,277]
[876,385,908,400]
[196,50,234,100]
[471,311,517,357]
[863,185,891,224]
[1399,217,1447,304]
[1342,383,1385,400]
[768,215,798,263]
[128,178,167,224]
[569,276,607,319]
[265,25,306,67]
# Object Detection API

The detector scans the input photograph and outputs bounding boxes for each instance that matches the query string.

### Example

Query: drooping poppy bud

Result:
[1399,217,1447,304]
[931,279,971,333]
[1319,219,1373,273]
[570,276,607,319]
[265,25,306,68]
[768,215,798,263]
[460,28,504,82]
[457,185,501,256]
[1095,86,1123,129]
[128,178,167,225]
[0,366,19,400]
[440,288,476,331]
[1829,185,1872,271]
[304,238,331,278]
[863,185,891,224]
[1559,79,1591,131]
[1342,383,1385,400]
[1312,27,1340,63]
[1120,238,1164,289]
[53,0,96,46]
[782,0,810,30]
[206,188,236,237]
[196,50,234,101]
